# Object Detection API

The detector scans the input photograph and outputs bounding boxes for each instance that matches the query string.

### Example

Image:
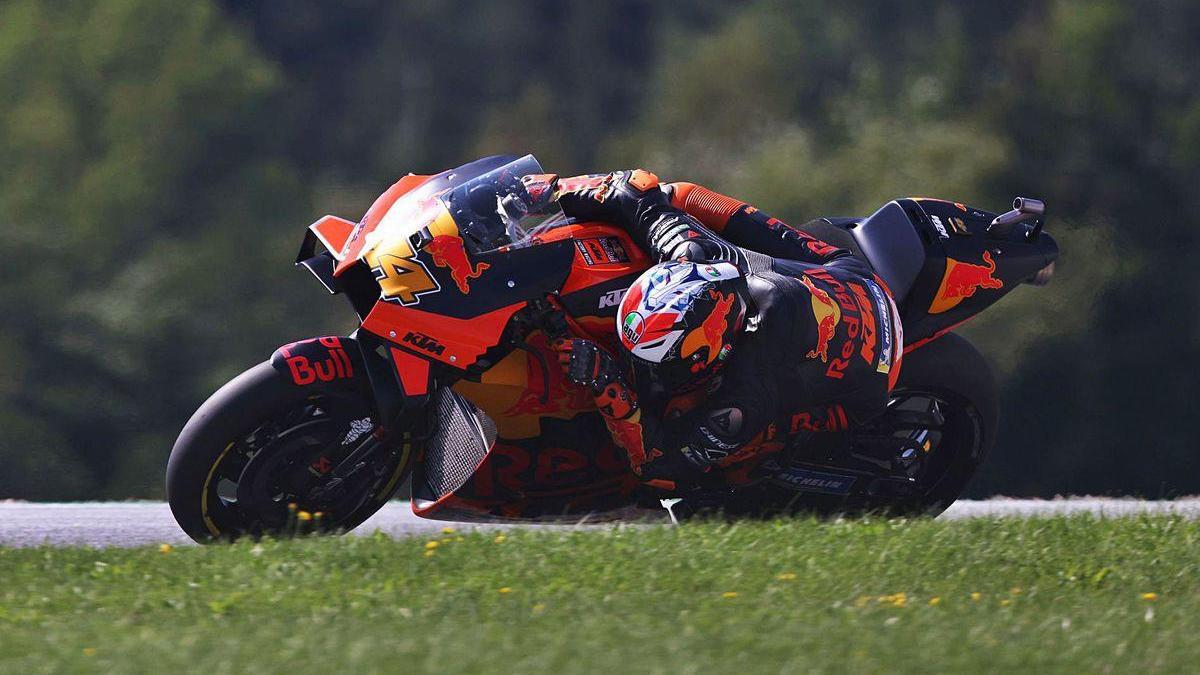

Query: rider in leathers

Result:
[549,170,904,495]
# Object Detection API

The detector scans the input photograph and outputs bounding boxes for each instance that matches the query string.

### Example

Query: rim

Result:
[201,395,390,535]
[886,388,985,502]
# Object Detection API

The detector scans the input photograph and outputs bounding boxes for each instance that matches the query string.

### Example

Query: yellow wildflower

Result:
[498,587,513,594]
[928,596,941,606]
[424,541,439,550]
[158,544,173,554]
[722,592,738,599]
[1000,599,1012,607]
[494,535,507,544]
[423,550,436,558]
[970,592,982,602]
[83,648,97,657]
[1141,592,1159,601]
[776,572,797,581]
[297,511,313,522]
[441,527,456,534]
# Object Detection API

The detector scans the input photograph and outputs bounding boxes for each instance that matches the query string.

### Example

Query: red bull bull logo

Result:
[801,275,841,362]
[428,234,490,294]
[680,290,736,366]
[929,251,1004,314]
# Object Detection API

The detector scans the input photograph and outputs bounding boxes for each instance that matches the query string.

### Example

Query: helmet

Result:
[617,261,749,394]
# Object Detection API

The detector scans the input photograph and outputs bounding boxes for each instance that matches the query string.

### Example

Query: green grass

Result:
[1,517,1197,674]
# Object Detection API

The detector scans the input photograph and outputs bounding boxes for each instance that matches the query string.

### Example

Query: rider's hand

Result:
[552,338,624,396]
[555,170,669,226]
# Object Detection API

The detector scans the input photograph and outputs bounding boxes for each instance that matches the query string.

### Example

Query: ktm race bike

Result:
[166,154,1058,541]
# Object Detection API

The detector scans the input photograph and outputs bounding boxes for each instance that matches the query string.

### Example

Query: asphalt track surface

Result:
[3,498,1200,548]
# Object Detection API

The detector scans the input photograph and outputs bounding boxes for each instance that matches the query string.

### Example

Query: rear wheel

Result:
[166,362,414,542]
[876,333,998,516]
[707,333,997,520]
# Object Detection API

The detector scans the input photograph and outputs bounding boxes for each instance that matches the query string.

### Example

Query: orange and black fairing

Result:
[411,415,641,522]
[889,198,1058,352]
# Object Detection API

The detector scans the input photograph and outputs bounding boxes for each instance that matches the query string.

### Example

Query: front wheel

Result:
[166,362,414,542]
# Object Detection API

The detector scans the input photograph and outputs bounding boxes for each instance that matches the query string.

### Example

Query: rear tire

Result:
[166,362,412,542]
[887,332,998,516]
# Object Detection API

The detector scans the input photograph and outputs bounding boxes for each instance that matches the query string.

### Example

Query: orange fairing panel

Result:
[389,347,431,396]
[335,173,433,276]
[309,215,357,261]
[362,301,526,369]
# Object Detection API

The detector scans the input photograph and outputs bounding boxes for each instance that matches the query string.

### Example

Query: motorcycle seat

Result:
[798,201,927,304]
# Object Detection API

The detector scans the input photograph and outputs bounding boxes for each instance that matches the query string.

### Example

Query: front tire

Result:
[166,362,413,542]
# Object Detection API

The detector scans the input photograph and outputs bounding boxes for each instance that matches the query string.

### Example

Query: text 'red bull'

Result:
[929,251,1004,314]
[279,337,354,386]
[428,234,490,294]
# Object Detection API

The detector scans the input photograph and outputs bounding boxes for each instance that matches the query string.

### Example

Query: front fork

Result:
[268,331,431,501]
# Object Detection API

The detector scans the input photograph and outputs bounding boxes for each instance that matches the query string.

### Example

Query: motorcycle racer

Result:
[550,170,904,494]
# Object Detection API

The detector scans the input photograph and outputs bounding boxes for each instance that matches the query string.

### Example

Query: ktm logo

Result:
[403,331,446,356]
[599,288,627,309]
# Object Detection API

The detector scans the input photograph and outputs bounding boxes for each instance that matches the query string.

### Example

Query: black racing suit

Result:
[556,171,904,490]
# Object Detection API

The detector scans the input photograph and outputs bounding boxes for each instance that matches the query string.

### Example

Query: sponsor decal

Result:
[929,251,1004,314]
[866,281,894,374]
[773,467,856,495]
[848,283,879,367]
[621,311,646,348]
[790,405,849,433]
[599,236,630,263]
[342,417,375,445]
[402,330,446,356]
[803,268,883,380]
[575,237,631,266]
[599,288,626,310]
[948,216,969,235]
[680,290,736,366]
[428,234,489,293]
[800,275,841,363]
[277,337,355,386]
[930,214,950,238]
[708,407,743,435]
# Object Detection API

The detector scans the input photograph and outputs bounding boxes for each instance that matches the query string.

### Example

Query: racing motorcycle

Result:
[166,155,1058,541]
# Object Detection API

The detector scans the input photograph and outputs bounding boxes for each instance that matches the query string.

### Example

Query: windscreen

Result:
[437,155,567,254]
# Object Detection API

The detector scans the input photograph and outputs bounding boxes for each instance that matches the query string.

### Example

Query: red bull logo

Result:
[801,275,841,362]
[428,234,490,294]
[680,290,736,366]
[929,251,1004,314]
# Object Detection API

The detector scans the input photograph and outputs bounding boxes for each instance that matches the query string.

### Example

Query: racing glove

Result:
[553,338,638,420]
[556,171,746,267]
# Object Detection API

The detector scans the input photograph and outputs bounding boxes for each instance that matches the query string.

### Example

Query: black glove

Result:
[553,338,624,396]
[556,170,672,227]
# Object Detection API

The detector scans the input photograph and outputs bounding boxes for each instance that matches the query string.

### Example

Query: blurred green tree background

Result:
[1,0,1196,499]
